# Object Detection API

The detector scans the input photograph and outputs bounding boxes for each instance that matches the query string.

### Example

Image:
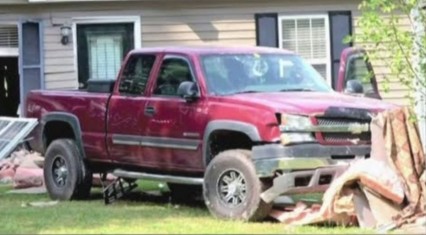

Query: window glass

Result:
[118,54,156,95]
[153,58,194,96]
[0,25,18,48]
[201,53,331,96]
[280,15,329,80]
[88,34,123,81]
[345,55,374,93]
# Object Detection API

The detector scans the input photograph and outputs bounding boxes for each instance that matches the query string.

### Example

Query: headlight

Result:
[280,114,312,131]
[280,114,316,145]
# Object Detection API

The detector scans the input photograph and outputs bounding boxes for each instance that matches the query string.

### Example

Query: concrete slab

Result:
[7,186,46,194]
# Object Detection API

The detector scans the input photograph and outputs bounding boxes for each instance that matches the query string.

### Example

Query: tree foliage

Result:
[348,0,426,108]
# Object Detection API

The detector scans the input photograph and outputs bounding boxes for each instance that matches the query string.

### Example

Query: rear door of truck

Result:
[106,53,159,166]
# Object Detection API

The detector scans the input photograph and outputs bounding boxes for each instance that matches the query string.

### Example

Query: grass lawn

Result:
[0,182,373,234]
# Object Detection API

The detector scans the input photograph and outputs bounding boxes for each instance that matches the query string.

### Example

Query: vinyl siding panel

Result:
[40,15,75,90]
[352,12,413,105]
[45,79,78,90]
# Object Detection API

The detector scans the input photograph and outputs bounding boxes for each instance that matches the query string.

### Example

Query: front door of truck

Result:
[107,53,158,166]
[337,48,381,99]
[142,55,205,171]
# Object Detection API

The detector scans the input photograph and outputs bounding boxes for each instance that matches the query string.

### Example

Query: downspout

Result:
[411,1,426,151]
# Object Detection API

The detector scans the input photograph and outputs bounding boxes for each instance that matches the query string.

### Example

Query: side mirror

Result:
[345,80,364,94]
[177,81,199,102]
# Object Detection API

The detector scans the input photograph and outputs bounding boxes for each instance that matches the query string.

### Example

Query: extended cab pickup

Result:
[25,46,394,221]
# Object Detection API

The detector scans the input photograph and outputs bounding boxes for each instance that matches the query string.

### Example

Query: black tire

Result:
[167,183,202,203]
[203,149,272,221]
[44,139,92,200]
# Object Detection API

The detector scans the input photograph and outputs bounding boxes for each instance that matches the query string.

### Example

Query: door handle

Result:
[144,106,155,116]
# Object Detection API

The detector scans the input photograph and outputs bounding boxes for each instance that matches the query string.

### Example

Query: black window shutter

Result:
[255,13,279,48]
[329,11,353,89]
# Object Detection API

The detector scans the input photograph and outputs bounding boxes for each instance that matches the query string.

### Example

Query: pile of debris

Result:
[270,107,426,233]
[0,149,45,189]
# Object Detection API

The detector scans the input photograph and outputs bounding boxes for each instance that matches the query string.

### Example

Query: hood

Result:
[222,91,396,115]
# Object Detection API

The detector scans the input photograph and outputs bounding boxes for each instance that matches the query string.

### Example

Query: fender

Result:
[40,112,86,159]
[202,120,261,167]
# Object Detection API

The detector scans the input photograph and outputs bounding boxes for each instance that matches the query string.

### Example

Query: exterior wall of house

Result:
[0,0,411,105]
[352,11,413,105]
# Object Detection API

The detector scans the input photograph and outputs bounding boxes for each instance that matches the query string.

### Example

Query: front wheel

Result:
[203,150,272,221]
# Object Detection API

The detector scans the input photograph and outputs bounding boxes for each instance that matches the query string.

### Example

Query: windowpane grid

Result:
[0,25,18,48]
[279,15,329,80]
[312,64,327,78]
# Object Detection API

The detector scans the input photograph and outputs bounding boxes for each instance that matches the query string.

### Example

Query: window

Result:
[279,15,330,81]
[201,53,331,96]
[118,54,156,95]
[77,23,134,89]
[153,57,194,96]
[345,54,374,94]
[88,34,123,81]
[0,25,18,48]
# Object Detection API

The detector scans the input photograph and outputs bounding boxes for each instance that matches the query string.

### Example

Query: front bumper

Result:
[251,143,371,203]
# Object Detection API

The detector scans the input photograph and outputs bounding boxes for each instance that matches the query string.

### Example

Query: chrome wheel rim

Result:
[52,155,68,188]
[217,169,247,207]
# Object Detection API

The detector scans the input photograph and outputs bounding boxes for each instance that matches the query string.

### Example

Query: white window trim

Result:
[0,48,18,57]
[72,16,141,89]
[278,14,331,85]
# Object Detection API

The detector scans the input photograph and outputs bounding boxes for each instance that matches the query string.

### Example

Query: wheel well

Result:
[43,121,75,149]
[206,130,254,164]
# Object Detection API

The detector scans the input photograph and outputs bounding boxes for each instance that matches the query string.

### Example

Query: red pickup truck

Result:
[25,46,393,221]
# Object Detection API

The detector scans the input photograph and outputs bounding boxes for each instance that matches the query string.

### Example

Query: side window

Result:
[345,55,374,94]
[153,57,194,96]
[118,54,156,95]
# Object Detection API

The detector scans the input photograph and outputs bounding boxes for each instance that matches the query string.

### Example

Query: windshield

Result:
[200,53,332,95]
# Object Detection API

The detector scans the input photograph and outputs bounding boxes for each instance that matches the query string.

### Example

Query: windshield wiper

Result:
[279,88,316,92]
[232,90,261,95]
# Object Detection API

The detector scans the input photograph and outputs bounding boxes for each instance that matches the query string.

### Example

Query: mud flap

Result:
[102,175,138,205]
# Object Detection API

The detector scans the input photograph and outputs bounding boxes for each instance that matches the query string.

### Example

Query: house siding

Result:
[43,25,76,89]
[352,12,413,105]
[0,0,411,105]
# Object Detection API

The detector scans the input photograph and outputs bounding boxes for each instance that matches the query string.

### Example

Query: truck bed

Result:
[26,89,111,161]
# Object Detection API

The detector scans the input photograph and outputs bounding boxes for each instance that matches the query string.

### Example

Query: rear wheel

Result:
[203,149,272,221]
[44,139,92,200]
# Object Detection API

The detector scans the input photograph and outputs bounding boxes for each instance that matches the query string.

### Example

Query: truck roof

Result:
[129,45,295,55]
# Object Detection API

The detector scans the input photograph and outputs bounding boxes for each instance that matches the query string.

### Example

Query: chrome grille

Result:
[322,132,371,142]
[316,118,368,126]
[316,118,371,143]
